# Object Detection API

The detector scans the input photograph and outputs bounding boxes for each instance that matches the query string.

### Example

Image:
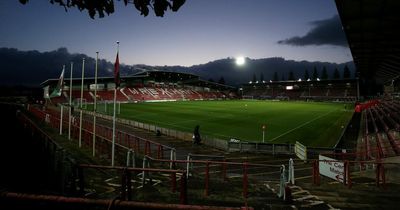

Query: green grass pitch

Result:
[93,100,353,147]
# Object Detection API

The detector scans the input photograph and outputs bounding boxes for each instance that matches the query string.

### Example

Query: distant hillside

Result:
[0,47,136,86]
[0,48,354,87]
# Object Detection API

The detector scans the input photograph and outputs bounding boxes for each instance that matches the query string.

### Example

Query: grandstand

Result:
[241,79,358,101]
[40,70,237,105]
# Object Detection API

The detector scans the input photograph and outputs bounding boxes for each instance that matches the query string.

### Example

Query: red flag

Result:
[114,52,120,88]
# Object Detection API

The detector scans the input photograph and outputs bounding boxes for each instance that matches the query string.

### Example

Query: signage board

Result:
[319,155,346,183]
[294,141,307,161]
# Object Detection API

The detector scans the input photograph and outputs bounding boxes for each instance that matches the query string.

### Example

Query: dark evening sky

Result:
[0,0,353,66]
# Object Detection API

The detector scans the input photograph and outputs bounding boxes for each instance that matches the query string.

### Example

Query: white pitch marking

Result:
[270,109,338,142]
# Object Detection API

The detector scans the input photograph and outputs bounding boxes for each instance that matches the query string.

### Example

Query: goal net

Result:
[242,95,254,100]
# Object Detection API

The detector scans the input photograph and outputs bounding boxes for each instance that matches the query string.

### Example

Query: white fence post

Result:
[279,165,286,199]
[142,156,147,186]
[186,153,191,179]
[59,105,63,135]
[170,149,176,169]
[288,158,295,185]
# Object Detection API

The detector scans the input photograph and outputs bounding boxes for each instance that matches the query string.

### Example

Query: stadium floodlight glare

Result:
[235,56,245,65]
[317,78,320,81]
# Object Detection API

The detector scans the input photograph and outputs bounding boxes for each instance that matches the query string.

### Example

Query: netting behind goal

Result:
[242,95,254,100]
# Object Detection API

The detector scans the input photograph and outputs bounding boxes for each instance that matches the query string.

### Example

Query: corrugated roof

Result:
[335,0,400,84]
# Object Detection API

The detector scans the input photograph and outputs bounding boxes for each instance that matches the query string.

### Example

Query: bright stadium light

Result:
[236,56,245,65]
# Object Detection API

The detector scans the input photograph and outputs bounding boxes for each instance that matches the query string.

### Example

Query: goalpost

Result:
[242,95,254,100]
[74,98,87,109]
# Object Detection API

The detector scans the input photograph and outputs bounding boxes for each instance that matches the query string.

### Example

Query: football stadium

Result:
[1,0,400,209]
[42,71,355,148]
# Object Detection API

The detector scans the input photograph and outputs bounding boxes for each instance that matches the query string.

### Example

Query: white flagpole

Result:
[93,52,99,156]
[59,104,63,134]
[111,41,119,167]
[79,58,85,148]
[68,62,73,140]
[59,65,65,135]
[111,88,117,166]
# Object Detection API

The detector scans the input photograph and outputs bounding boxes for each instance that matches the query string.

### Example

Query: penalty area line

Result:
[270,109,338,142]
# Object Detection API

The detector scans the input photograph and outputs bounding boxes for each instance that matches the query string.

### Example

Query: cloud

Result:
[277,15,348,47]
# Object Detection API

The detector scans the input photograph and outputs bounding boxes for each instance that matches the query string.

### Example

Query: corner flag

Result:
[114,52,120,88]
[49,67,65,98]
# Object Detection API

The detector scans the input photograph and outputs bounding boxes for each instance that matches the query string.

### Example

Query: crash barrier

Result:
[143,155,287,205]
[77,164,188,204]
[28,106,176,165]
[0,192,253,210]
[19,107,253,208]
[311,158,396,189]
[319,137,400,162]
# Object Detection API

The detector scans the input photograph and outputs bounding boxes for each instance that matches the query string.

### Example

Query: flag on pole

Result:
[111,42,120,167]
[114,52,120,88]
[49,67,65,98]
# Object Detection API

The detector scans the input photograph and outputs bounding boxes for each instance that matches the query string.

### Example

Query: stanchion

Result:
[376,162,386,188]
[205,161,210,196]
[171,172,177,193]
[344,160,352,188]
[243,162,248,199]
[180,172,187,204]
[157,144,163,159]
[312,160,320,186]
[222,159,227,181]
[126,170,132,201]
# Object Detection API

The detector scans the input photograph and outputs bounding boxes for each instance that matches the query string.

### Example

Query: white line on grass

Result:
[269,109,338,142]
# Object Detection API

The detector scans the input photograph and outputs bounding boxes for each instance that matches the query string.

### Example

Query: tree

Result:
[288,71,295,80]
[273,72,278,81]
[252,73,257,82]
[303,69,310,80]
[208,78,215,83]
[321,66,328,80]
[312,66,319,80]
[260,72,264,82]
[343,65,351,79]
[19,0,186,18]
[333,68,340,79]
[218,76,225,85]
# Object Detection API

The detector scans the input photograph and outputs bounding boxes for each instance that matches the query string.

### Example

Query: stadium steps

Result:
[296,177,400,209]
[263,181,334,209]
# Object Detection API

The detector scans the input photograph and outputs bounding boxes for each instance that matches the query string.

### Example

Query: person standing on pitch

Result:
[193,125,201,145]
